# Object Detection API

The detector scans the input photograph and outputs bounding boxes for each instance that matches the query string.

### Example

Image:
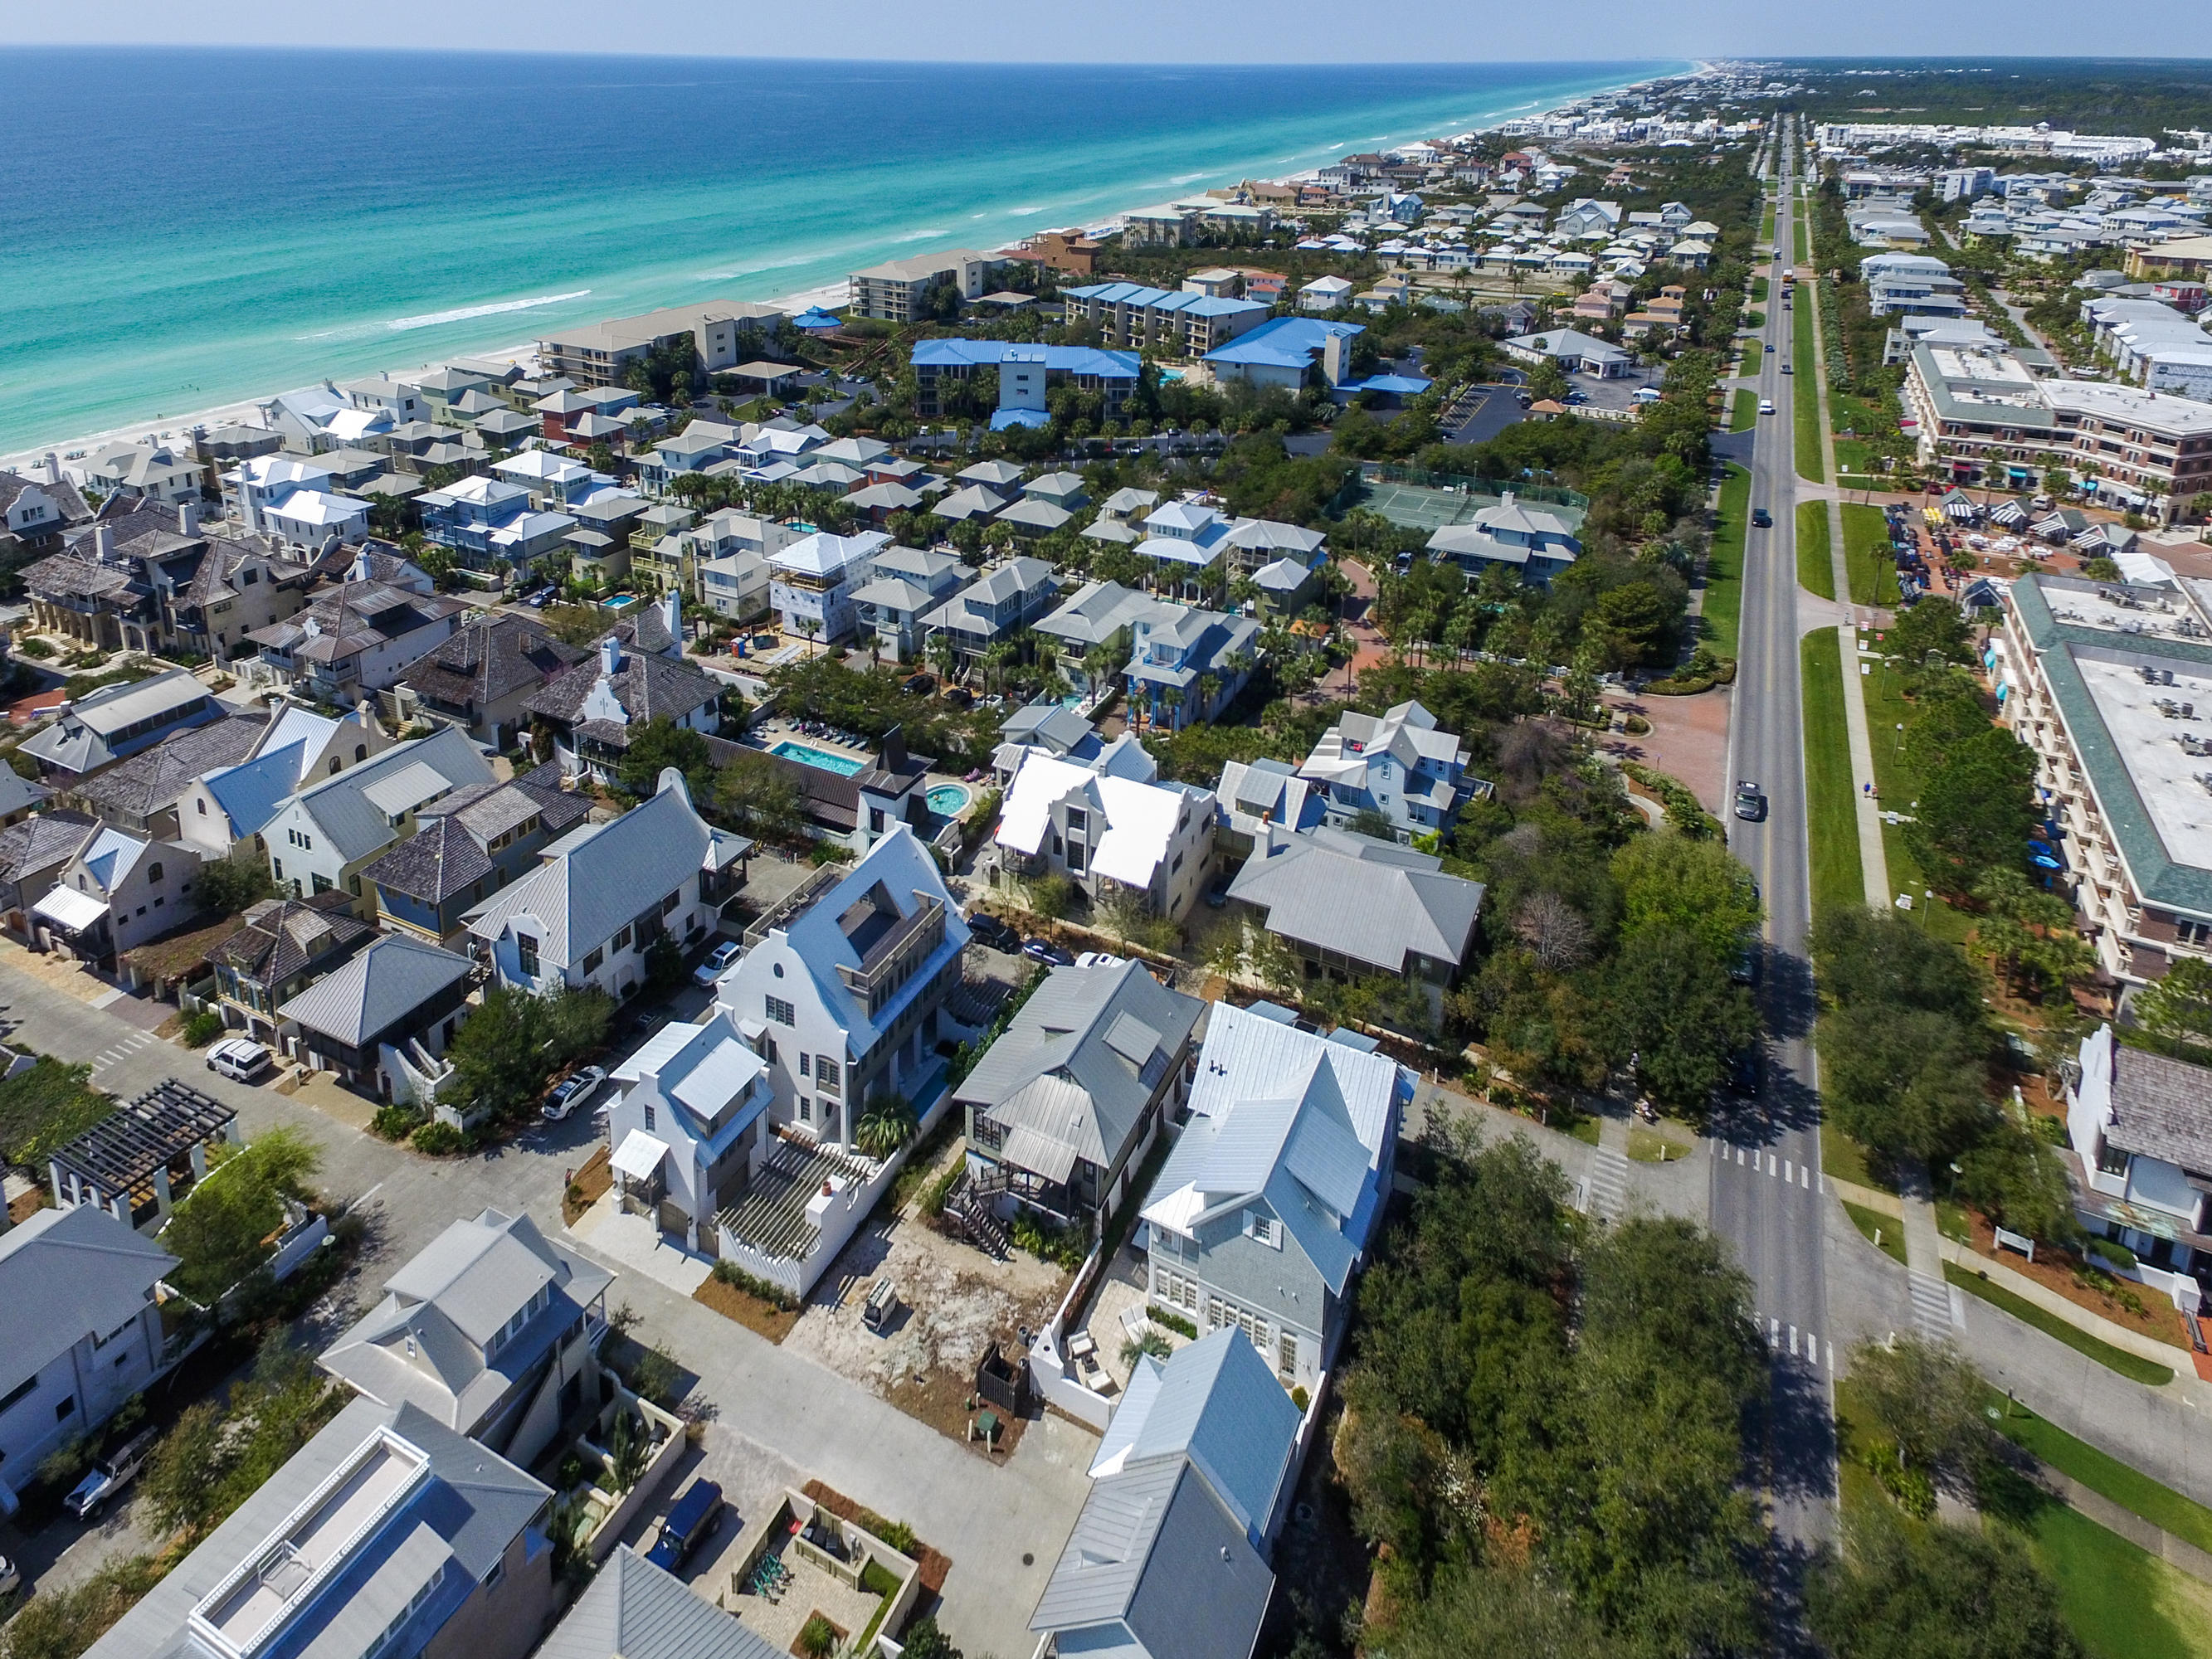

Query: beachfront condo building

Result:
[537,301,787,386]
[846,251,1006,322]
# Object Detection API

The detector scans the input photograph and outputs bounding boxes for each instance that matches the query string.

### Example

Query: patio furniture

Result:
[1065,1330,1097,1362]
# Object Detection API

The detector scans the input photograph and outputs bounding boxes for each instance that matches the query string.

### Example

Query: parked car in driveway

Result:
[206,1036,272,1083]
[694,941,743,985]
[645,1480,725,1573]
[1022,937,1074,966]
[965,911,1020,953]
[543,1065,608,1121]
[65,1429,157,1520]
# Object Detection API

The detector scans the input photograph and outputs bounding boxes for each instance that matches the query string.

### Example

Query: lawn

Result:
[1796,500,1834,599]
[1823,1120,1892,1194]
[1839,503,1898,606]
[1987,1394,2212,1556]
[1945,1262,2175,1387]
[1799,630,1863,919]
[1730,388,1759,431]
[1702,463,1750,657]
[1751,274,1770,304]
[1793,298,1825,483]
[1859,651,1976,945]
[1793,204,1810,264]
[1832,387,1903,477]
[1980,1460,2212,1659]
[1844,1198,1907,1264]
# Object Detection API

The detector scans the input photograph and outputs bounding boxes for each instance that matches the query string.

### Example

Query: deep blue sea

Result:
[0,49,1680,455]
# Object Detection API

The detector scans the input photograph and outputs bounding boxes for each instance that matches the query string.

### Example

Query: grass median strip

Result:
[1844,1198,1906,1264]
[1702,463,1750,657]
[1800,630,1862,918]
[1796,500,1834,599]
[1986,1393,2212,1556]
[1793,298,1825,483]
[1840,502,1899,606]
[1730,388,1759,432]
[1945,1262,2176,1387]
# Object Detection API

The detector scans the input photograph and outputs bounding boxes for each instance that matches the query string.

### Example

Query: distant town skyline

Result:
[2,2,2207,63]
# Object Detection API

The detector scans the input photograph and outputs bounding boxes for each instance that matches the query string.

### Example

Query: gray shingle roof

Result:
[397,612,587,711]
[72,711,269,822]
[291,727,496,864]
[208,891,373,984]
[537,1547,780,1659]
[276,933,473,1048]
[2106,1043,2212,1173]
[0,1204,177,1399]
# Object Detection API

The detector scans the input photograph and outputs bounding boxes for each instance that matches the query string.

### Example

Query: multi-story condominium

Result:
[1137,1002,1406,1391]
[465,769,749,1002]
[0,1204,178,1517]
[909,339,1143,421]
[1122,599,1260,733]
[318,1207,611,1467]
[918,556,1060,667]
[1997,572,2212,987]
[846,250,1002,322]
[955,958,1202,1230]
[718,825,969,1151]
[21,508,317,659]
[1904,341,2212,518]
[1059,283,1272,356]
[79,1397,558,1659]
[536,300,783,385]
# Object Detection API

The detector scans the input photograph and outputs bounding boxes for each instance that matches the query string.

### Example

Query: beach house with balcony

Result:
[991,742,1215,922]
[716,825,967,1154]
[1425,493,1583,586]
[1297,699,1476,841]
[954,958,1202,1232]
[2065,1024,2212,1282]
[767,530,889,647]
[1123,601,1260,734]
[362,764,589,946]
[258,727,496,912]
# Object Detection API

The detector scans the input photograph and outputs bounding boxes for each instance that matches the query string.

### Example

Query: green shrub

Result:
[796,1613,838,1658]
[860,1559,901,1597]
[1292,1385,1311,1412]
[709,1259,798,1311]
[1146,1304,1199,1340]
[1010,1211,1088,1269]
[919,1161,963,1219]
[409,1120,466,1156]
[181,1011,224,1048]
[371,1103,421,1141]
[1864,1443,1936,1518]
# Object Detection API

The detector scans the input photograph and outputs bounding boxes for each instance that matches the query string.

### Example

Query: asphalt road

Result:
[1704,127,1839,1596]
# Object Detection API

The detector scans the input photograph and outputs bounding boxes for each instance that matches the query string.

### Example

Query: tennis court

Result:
[1353,479,1494,529]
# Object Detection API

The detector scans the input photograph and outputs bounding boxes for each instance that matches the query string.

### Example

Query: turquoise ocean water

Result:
[0,50,1682,454]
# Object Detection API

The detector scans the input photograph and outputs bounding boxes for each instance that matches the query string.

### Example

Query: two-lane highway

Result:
[1707,119,1838,1580]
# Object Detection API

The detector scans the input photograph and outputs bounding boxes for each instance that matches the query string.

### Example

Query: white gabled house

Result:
[464,770,748,1002]
[714,824,967,1154]
[603,1012,776,1251]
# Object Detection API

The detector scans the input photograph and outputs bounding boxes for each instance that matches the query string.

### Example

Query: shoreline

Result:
[3,62,1695,477]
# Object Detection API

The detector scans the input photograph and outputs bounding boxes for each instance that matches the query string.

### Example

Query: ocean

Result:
[0,48,1681,455]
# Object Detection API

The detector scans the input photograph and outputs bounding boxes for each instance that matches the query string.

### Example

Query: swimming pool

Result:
[926,783,972,816]
[770,740,865,776]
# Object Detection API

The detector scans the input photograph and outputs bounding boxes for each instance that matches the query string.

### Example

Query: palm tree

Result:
[1196,672,1222,719]
[796,615,821,658]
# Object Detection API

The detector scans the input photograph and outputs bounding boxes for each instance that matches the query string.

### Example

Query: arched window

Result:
[355,743,367,762]
[147,863,163,883]
[329,757,341,775]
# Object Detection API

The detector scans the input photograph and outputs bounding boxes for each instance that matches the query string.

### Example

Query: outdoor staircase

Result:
[943,1170,1011,1260]
[397,1037,454,1103]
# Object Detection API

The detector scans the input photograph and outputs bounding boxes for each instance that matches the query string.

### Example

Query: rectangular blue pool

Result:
[770,740,865,776]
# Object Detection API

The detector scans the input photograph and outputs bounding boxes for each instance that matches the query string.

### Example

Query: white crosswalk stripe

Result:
[1908,1270,1955,1340]
[1583,1146,1630,1222]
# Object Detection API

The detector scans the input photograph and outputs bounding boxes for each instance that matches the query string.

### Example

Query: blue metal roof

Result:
[1065,283,1268,319]
[910,338,1140,379]
[1204,314,1365,370]
[790,308,841,329]
[1344,374,1433,396]
[989,407,1053,431]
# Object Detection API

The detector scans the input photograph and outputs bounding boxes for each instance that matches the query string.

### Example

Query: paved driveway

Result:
[0,945,1093,1657]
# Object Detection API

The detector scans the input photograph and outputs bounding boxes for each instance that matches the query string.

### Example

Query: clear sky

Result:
[1,0,2204,62]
